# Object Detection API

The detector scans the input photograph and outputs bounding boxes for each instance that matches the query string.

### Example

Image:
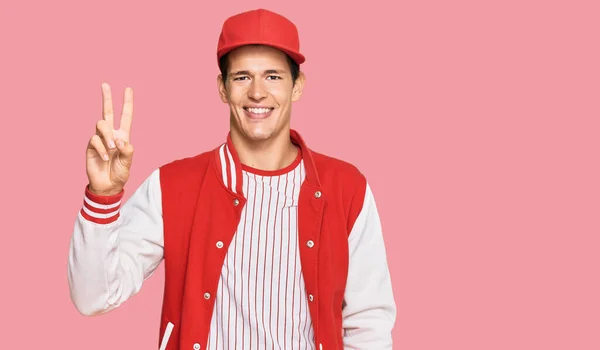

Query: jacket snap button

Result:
[319,343,323,350]
[193,343,201,350]
[308,294,314,302]
[204,292,210,299]
[216,241,224,249]
[314,191,322,198]
[233,199,240,206]
[306,240,314,248]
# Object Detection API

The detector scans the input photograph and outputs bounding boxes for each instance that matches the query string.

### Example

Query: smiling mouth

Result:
[243,107,274,119]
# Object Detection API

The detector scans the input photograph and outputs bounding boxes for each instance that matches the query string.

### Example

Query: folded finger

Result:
[89,135,109,161]
[96,119,116,149]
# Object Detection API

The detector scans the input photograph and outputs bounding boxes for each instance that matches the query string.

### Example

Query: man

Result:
[68,8,396,350]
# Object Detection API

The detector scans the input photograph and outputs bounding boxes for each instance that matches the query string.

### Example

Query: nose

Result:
[248,79,267,101]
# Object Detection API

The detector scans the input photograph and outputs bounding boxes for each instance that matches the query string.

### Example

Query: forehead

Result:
[227,45,289,71]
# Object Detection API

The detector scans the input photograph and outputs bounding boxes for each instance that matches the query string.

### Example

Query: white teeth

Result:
[247,107,271,114]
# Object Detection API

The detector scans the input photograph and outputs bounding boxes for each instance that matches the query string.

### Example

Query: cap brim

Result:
[217,42,305,65]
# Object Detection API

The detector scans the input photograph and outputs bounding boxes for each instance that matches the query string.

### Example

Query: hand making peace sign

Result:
[86,83,135,196]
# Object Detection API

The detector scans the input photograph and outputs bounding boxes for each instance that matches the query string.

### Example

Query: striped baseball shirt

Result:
[206,148,315,350]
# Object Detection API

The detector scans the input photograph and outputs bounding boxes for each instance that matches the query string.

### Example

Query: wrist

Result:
[87,185,123,197]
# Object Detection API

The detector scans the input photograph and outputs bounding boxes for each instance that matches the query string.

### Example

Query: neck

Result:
[230,128,298,171]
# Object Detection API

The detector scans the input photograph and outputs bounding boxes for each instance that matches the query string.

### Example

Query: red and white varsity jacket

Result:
[68,129,396,349]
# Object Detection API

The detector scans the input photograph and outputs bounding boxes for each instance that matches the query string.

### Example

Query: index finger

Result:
[119,87,133,139]
[102,83,114,128]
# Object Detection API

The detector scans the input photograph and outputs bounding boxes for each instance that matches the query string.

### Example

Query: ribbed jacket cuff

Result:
[80,185,124,224]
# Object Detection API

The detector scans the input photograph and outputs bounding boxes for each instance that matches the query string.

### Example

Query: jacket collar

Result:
[213,129,321,196]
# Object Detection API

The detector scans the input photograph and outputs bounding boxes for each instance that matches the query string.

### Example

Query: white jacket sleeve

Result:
[67,168,164,316]
[342,182,397,349]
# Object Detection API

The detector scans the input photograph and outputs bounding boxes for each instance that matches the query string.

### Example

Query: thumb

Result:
[115,138,134,162]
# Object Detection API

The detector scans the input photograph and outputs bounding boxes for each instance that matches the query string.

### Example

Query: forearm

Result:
[68,211,128,316]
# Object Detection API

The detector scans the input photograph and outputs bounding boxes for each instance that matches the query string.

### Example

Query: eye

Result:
[233,76,249,81]
[267,75,282,80]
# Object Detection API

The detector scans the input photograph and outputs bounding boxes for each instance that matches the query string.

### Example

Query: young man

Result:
[68,8,396,350]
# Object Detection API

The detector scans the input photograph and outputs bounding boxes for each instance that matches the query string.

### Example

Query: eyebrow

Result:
[230,69,287,76]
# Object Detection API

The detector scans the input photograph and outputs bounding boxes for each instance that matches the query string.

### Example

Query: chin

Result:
[244,127,275,141]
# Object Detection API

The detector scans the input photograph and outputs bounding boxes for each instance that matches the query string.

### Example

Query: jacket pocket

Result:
[159,321,174,350]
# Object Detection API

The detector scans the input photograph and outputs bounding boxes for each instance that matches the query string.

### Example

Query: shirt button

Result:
[193,343,201,350]
[308,294,314,302]
[204,292,210,299]
[314,191,322,198]
[233,198,240,206]
[216,241,224,249]
[306,240,314,248]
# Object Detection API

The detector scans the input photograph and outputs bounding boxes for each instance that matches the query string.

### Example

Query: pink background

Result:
[1,0,599,348]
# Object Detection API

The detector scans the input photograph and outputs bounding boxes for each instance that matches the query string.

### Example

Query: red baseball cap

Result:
[217,8,306,65]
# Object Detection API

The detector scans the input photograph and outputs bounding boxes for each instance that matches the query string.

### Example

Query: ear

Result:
[217,74,228,103]
[291,71,306,102]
